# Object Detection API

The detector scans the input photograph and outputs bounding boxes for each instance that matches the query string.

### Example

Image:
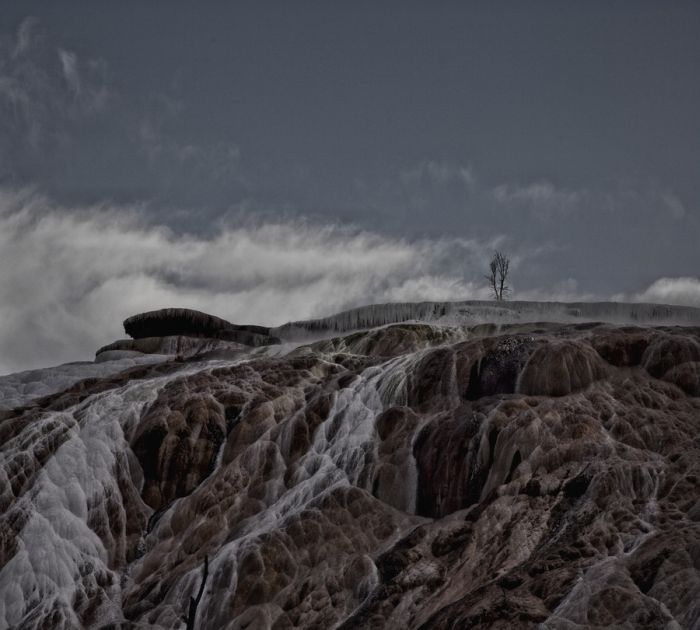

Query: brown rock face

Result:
[517,340,609,397]
[132,389,226,510]
[1,319,699,629]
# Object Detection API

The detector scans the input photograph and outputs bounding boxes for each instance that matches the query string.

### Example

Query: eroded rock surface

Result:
[1,316,699,629]
[123,308,279,347]
[96,336,248,363]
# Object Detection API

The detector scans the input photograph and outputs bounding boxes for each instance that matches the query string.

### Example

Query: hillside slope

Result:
[1,305,699,629]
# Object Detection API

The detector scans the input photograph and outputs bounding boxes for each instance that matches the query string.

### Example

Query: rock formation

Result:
[123,308,279,347]
[1,303,699,629]
[274,299,700,340]
[94,308,281,363]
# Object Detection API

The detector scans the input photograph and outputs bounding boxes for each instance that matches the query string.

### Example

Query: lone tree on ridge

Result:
[485,251,510,301]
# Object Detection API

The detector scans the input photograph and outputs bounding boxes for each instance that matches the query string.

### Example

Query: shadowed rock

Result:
[642,333,700,378]
[517,340,608,397]
[131,388,226,511]
[123,308,279,346]
[95,335,247,361]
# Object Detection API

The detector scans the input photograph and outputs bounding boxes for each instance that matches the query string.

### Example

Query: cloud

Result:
[58,48,80,95]
[400,161,476,189]
[12,16,38,58]
[0,17,110,174]
[628,277,700,307]
[137,94,245,188]
[514,278,597,303]
[3,187,697,375]
[660,191,686,220]
[363,162,592,236]
[491,181,581,216]
[0,188,502,374]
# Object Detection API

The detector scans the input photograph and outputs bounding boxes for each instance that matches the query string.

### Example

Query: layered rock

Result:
[95,336,247,363]
[274,300,700,340]
[0,313,699,629]
[123,308,279,347]
[95,308,281,363]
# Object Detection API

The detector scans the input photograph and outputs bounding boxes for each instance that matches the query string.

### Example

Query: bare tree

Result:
[485,251,510,301]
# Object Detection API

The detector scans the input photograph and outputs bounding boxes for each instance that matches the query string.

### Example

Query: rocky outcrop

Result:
[123,308,279,346]
[1,313,699,629]
[94,309,281,363]
[95,335,248,362]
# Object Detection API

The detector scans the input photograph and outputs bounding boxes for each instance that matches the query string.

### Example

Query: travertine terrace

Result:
[1,302,699,629]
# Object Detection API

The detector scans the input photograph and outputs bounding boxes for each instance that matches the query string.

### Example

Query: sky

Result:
[1,1,699,373]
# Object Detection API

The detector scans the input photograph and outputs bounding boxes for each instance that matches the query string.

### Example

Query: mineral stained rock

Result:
[1,306,699,629]
[273,299,700,340]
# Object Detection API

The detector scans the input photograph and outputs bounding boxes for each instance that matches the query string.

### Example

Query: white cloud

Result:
[628,277,700,307]
[3,187,696,375]
[0,188,500,374]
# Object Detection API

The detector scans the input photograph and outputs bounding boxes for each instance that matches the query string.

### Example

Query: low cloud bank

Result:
[1,189,698,375]
[0,189,498,373]
[629,277,700,307]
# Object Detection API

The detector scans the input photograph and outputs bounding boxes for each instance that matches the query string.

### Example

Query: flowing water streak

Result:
[0,354,170,411]
[3,345,459,627]
[182,352,424,627]
[242,350,424,534]
[275,300,700,341]
[0,358,249,629]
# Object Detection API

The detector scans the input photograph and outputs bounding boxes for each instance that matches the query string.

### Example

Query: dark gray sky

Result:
[1,2,699,372]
